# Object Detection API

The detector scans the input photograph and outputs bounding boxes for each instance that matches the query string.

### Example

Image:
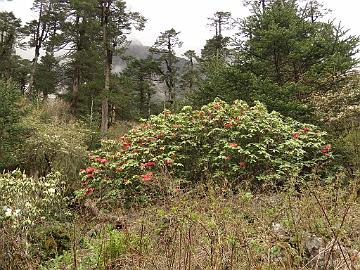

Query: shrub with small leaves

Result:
[79,99,333,205]
[20,108,88,178]
[0,170,70,269]
[0,170,69,227]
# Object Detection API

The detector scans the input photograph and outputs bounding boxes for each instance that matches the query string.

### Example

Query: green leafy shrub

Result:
[336,128,360,171]
[0,170,70,269]
[20,107,88,179]
[79,99,333,205]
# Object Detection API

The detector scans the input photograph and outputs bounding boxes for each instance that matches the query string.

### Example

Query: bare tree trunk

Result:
[101,1,110,132]
[71,67,80,112]
[28,2,47,99]
[28,53,39,98]
[101,98,109,132]
[71,15,81,112]
[101,50,111,132]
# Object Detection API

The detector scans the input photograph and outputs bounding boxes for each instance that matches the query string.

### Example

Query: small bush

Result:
[78,99,333,205]
[20,107,88,179]
[0,170,71,269]
[336,128,360,171]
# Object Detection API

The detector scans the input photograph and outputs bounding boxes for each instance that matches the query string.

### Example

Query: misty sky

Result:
[1,0,360,57]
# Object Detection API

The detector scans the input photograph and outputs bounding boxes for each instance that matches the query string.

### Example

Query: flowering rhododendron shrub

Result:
[79,99,333,204]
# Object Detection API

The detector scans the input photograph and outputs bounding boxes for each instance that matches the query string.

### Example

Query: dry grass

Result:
[44,176,360,270]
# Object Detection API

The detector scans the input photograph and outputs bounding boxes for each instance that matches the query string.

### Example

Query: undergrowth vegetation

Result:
[43,176,360,270]
[1,99,358,270]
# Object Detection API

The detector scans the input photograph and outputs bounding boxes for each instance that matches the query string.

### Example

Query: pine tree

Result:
[99,0,146,132]
[150,28,183,107]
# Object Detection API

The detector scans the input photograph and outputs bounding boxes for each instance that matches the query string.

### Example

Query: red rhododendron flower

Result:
[141,171,153,182]
[100,159,108,164]
[239,161,246,169]
[293,133,300,139]
[86,167,95,174]
[229,143,238,148]
[224,123,232,128]
[122,141,131,150]
[321,144,332,155]
[143,161,156,167]
[213,103,221,109]
[87,173,94,178]
[85,187,95,196]
[303,127,310,133]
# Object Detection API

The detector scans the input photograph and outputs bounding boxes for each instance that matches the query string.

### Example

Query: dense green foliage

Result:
[0,80,27,170]
[20,108,89,178]
[80,99,332,205]
[192,0,359,122]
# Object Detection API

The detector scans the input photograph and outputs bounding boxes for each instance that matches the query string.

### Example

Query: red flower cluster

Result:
[229,143,238,148]
[303,127,310,133]
[293,133,300,139]
[121,138,131,150]
[239,161,246,169]
[95,157,108,164]
[86,167,95,174]
[224,122,233,129]
[213,103,221,109]
[321,145,332,156]
[142,161,156,167]
[85,187,95,196]
[141,171,153,182]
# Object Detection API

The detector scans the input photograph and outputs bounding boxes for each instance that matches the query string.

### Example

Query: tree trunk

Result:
[101,2,110,132]
[101,97,109,132]
[139,81,145,116]
[101,49,111,132]
[71,67,80,113]
[71,15,81,113]
[28,53,39,99]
